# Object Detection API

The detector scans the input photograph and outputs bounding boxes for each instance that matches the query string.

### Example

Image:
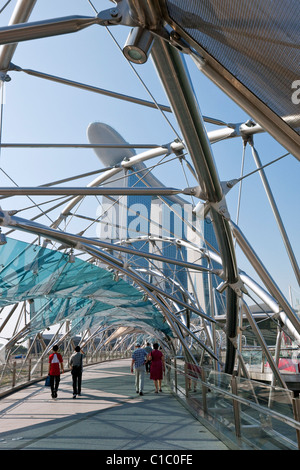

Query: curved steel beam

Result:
[0,9,122,46]
[0,186,182,196]
[231,220,300,336]
[150,37,239,373]
[0,210,222,364]
[4,212,216,323]
[249,139,300,286]
[0,0,37,72]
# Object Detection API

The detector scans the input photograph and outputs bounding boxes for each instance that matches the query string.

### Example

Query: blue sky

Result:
[0,0,299,308]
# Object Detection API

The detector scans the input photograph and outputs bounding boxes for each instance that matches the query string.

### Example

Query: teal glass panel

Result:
[0,238,172,337]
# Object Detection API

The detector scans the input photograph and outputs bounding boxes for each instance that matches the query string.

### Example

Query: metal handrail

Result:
[1,353,300,449]
[165,361,300,450]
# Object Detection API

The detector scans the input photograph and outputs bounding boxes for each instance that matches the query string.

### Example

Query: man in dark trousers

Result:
[70,346,84,398]
[48,345,64,399]
[144,342,152,373]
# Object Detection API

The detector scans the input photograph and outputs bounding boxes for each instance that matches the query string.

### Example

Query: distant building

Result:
[88,122,224,319]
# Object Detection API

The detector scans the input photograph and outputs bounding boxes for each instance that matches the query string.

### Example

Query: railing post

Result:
[261,353,265,373]
[292,397,300,450]
[28,358,31,381]
[12,361,16,388]
[174,357,178,392]
[166,357,171,382]
[184,362,189,396]
[200,368,208,415]
[231,375,241,438]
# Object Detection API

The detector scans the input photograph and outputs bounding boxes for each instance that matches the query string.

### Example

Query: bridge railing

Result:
[164,359,300,451]
[2,353,300,450]
[0,350,131,397]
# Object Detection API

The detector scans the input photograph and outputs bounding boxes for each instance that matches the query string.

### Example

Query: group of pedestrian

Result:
[47,344,84,399]
[131,342,165,395]
[48,341,165,400]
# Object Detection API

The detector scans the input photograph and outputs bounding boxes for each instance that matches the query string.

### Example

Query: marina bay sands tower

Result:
[87,122,223,320]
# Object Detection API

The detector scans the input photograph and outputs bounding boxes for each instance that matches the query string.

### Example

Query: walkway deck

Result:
[0,359,228,451]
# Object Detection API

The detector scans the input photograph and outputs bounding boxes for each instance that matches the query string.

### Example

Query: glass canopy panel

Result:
[164,0,300,138]
[0,238,173,337]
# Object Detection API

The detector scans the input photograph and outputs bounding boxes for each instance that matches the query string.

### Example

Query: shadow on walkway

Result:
[0,359,228,451]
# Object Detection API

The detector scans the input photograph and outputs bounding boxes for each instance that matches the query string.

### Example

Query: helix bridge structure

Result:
[0,0,299,450]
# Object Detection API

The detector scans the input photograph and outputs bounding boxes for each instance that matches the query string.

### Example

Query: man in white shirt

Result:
[131,344,148,396]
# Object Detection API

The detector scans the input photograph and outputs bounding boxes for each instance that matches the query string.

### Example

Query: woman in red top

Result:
[48,345,64,399]
[148,343,165,393]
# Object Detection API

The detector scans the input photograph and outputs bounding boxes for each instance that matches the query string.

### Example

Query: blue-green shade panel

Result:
[0,238,172,337]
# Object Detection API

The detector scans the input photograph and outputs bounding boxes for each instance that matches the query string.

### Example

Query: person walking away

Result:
[70,345,84,398]
[149,343,165,393]
[131,343,148,396]
[144,342,152,373]
[48,345,64,399]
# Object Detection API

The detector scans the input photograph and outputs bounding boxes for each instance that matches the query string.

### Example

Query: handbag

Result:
[45,375,51,387]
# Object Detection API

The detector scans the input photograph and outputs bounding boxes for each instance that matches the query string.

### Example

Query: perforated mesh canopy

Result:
[164,0,300,155]
[0,238,172,338]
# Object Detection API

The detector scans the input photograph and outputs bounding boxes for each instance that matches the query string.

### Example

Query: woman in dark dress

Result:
[148,343,165,393]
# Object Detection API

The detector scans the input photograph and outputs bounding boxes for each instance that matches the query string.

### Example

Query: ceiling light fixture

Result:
[123,27,154,64]
[69,248,75,263]
[0,229,7,245]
